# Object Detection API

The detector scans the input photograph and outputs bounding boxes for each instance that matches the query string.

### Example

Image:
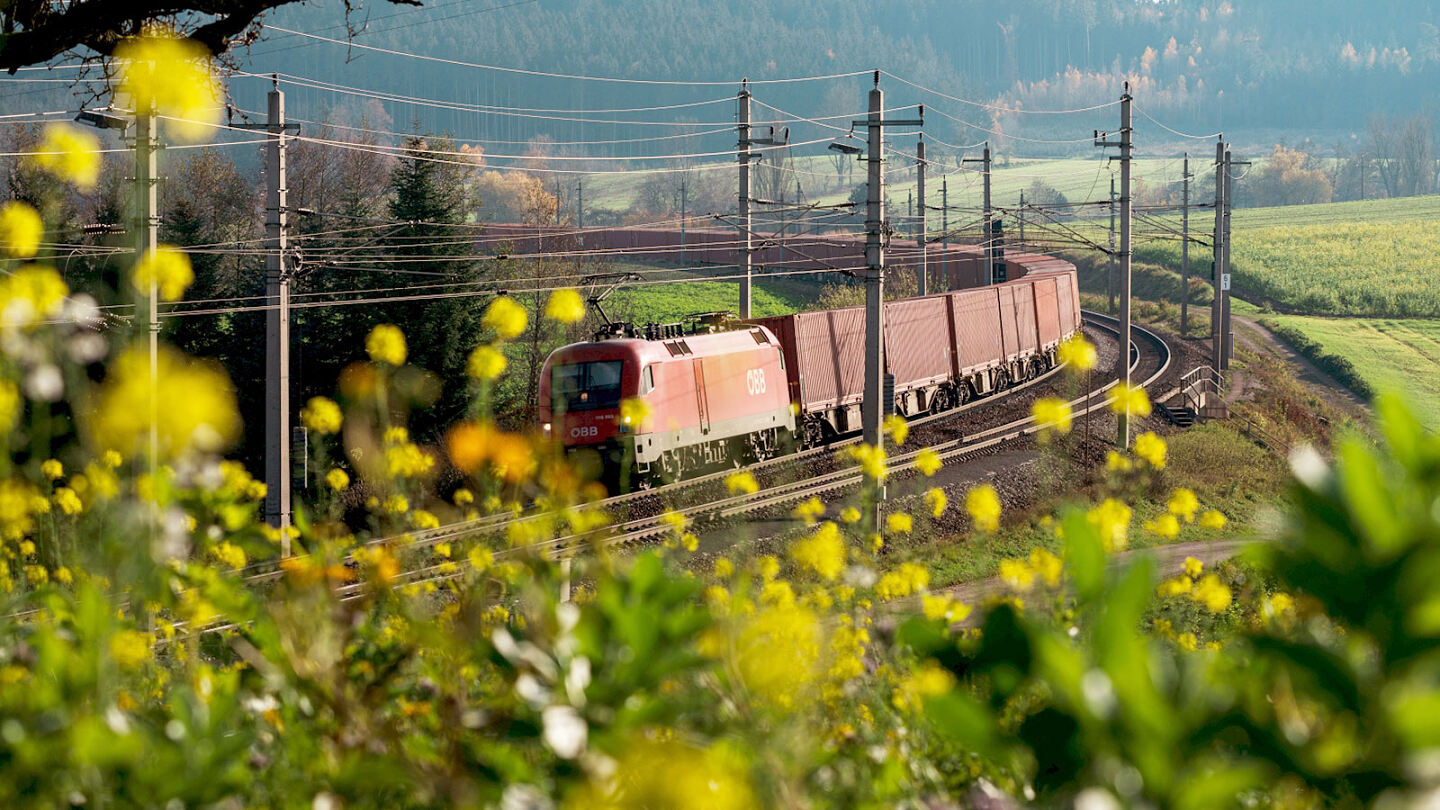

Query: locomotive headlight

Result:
[622,415,632,425]
[542,422,552,436]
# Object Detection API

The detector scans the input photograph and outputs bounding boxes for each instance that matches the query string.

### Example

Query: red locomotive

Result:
[538,266,1082,488]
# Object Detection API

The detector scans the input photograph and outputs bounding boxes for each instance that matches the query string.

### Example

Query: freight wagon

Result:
[538,268,1082,488]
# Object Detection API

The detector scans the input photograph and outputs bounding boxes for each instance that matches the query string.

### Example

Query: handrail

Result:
[1180,365,1224,415]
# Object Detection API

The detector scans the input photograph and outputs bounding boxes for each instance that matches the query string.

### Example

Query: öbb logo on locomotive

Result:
[537,266,1081,488]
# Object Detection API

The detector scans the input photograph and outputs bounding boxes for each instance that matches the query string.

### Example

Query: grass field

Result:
[1259,314,1440,430]
[607,278,810,323]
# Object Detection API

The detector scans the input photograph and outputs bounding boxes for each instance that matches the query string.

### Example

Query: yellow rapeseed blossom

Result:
[1192,573,1233,613]
[210,541,246,571]
[840,506,861,524]
[453,488,474,506]
[1032,397,1073,435]
[52,487,82,516]
[0,382,17,434]
[964,483,1001,533]
[1198,509,1227,530]
[1029,548,1063,587]
[1106,450,1133,473]
[1057,333,1097,372]
[892,662,955,713]
[792,496,824,524]
[619,397,650,428]
[734,603,821,711]
[0,201,43,258]
[384,494,409,514]
[0,264,69,327]
[1168,488,1200,522]
[385,441,435,479]
[89,346,240,461]
[914,448,942,476]
[999,558,1035,591]
[323,468,349,491]
[883,414,909,446]
[40,459,63,480]
[483,295,528,339]
[565,737,757,810]
[924,487,947,518]
[1087,497,1133,552]
[412,510,440,530]
[544,288,586,323]
[131,246,194,301]
[109,629,152,670]
[756,555,780,581]
[366,324,407,366]
[1176,632,1199,651]
[921,593,971,623]
[846,443,888,480]
[301,396,343,435]
[115,34,222,143]
[1144,512,1180,540]
[1158,576,1192,598]
[875,562,929,600]
[791,521,846,581]
[1134,431,1167,469]
[1184,556,1204,578]
[31,124,101,189]
[466,344,507,380]
[725,470,759,495]
[885,512,913,535]
[714,557,734,579]
[1110,382,1152,418]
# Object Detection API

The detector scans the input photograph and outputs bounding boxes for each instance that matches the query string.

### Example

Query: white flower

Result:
[541,704,587,759]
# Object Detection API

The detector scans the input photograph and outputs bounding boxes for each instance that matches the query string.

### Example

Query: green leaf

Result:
[1062,506,1106,604]
[924,690,1000,758]
[1249,636,1361,713]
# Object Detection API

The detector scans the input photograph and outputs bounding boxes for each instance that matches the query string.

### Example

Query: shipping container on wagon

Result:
[750,307,868,414]
[995,285,1022,361]
[949,287,1005,375]
[1052,272,1077,336]
[1011,281,1040,355]
[1033,275,1062,347]
[883,296,952,390]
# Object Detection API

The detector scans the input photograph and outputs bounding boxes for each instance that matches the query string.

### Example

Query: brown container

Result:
[751,307,867,413]
[1033,275,1061,347]
[883,295,952,390]
[1011,280,1040,355]
[1052,272,1077,336]
[950,287,1004,374]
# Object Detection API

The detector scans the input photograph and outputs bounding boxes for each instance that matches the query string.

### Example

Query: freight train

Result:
[538,267,1081,487]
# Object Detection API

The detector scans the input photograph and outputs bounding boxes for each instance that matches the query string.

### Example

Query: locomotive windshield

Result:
[551,360,624,412]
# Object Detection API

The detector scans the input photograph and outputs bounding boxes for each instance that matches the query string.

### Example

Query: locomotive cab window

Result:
[551,360,624,412]
[640,365,655,395]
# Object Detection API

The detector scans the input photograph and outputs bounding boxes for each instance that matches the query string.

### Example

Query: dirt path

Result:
[1228,315,1368,413]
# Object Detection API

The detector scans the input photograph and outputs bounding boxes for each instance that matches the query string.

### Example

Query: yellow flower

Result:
[483,296,528,340]
[468,546,494,572]
[792,496,824,524]
[734,603,821,711]
[1106,450,1133,473]
[1144,512,1180,539]
[884,414,909,446]
[453,488,474,506]
[567,737,758,810]
[1028,548,1063,587]
[109,629,152,670]
[924,487,947,518]
[999,559,1035,591]
[756,555,780,581]
[1176,632,1199,651]
[0,265,69,326]
[619,397,650,429]
[325,468,350,491]
[102,450,122,469]
[385,442,435,478]
[39,459,63,480]
[88,346,240,461]
[1168,488,1199,522]
[1198,509,1227,530]
[0,382,16,434]
[1184,556,1204,578]
[31,124,102,189]
[1158,576,1192,597]
[839,506,861,524]
[301,397,343,435]
[914,448,942,476]
[384,494,409,514]
[892,662,956,713]
[725,470,758,495]
[885,512,913,535]
[466,344,506,380]
[964,483,1001,533]
[921,593,971,623]
[846,443,888,480]
[1192,573,1232,613]
[115,34,222,144]
[791,521,846,581]
[875,562,929,600]
[412,510,440,530]
[1087,498,1133,552]
[1110,382,1152,418]
[52,566,72,585]
[131,246,193,301]
[366,324,407,366]
[1057,333,1097,372]
[1032,397,1073,435]
[0,202,43,258]
[52,487,82,516]
[544,289,586,323]
[210,541,246,571]
[1134,431,1167,469]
